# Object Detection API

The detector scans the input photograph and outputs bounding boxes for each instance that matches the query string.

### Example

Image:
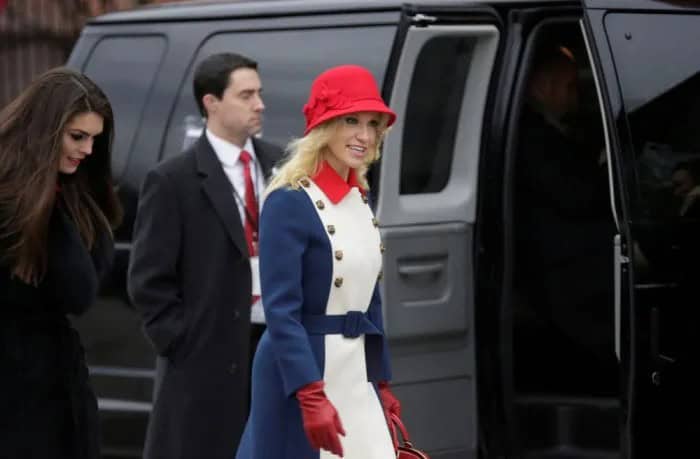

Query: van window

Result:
[161,26,395,159]
[83,36,166,182]
[605,13,700,219]
[400,36,475,195]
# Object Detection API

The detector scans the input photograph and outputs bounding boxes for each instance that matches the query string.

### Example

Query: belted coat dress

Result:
[236,162,395,459]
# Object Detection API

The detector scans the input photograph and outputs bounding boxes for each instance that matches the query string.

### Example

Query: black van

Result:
[67,0,700,457]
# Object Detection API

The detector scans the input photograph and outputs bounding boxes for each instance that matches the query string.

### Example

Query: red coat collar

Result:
[312,161,365,204]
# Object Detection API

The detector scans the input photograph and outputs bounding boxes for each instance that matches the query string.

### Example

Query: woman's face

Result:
[324,111,382,178]
[59,111,104,174]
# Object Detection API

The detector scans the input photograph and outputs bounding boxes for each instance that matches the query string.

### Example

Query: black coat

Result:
[0,205,112,459]
[515,106,616,363]
[515,107,613,271]
[127,135,283,459]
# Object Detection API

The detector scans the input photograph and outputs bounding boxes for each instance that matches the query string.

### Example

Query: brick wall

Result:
[0,0,184,108]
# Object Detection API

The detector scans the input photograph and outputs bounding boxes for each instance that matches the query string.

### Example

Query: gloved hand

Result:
[378,381,401,451]
[296,381,345,457]
[378,381,401,419]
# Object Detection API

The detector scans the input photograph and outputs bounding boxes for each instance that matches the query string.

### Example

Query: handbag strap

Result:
[390,413,413,445]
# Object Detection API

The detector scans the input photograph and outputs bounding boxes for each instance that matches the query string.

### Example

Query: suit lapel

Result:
[195,135,249,257]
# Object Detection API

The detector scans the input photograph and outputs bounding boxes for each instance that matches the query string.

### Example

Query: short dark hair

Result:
[531,43,577,77]
[193,52,258,117]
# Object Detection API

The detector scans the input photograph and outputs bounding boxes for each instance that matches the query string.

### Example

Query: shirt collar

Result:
[312,161,364,204]
[206,128,256,167]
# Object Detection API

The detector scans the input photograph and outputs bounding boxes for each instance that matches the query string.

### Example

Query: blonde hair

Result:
[267,114,390,194]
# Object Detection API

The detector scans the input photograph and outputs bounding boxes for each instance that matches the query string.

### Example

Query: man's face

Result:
[531,60,579,119]
[551,64,579,118]
[206,67,265,146]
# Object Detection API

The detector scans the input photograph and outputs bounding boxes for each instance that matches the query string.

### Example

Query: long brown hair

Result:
[0,67,123,284]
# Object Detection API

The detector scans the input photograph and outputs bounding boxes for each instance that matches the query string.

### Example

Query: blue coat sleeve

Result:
[259,188,322,396]
[366,283,392,382]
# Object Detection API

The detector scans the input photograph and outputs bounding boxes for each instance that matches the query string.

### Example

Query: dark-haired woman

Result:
[0,67,122,459]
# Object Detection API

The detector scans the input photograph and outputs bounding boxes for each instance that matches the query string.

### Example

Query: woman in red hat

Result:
[236,65,401,459]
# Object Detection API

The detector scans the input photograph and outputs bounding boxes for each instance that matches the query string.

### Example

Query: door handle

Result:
[398,262,444,277]
[650,307,675,366]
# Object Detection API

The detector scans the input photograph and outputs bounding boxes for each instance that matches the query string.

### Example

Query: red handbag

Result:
[389,413,431,459]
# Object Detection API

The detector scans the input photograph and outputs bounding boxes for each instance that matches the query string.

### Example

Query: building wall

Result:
[0,0,182,109]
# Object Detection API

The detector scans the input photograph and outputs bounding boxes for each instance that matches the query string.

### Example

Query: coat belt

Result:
[302,311,381,338]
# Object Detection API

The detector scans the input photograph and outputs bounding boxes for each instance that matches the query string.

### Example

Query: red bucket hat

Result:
[302,65,396,135]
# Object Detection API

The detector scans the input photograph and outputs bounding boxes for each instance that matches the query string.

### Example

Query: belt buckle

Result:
[342,311,363,338]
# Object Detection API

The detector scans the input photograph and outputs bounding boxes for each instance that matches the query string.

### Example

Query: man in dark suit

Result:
[128,53,283,459]
[515,44,616,393]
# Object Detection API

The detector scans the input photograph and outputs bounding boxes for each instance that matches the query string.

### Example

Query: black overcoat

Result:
[515,106,616,371]
[127,135,283,459]
[0,205,112,459]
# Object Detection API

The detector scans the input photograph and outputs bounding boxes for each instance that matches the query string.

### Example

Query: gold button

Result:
[372,217,379,227]
[377,270,383,280]
[327,225,335,235]
[335,250,343,261]
[316,200,325,210]
[380,243,385,253]
[300,178,310,187]
[334,277,343,288]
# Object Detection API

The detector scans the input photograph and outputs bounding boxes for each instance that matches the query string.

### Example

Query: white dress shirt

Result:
[206,129,266,323]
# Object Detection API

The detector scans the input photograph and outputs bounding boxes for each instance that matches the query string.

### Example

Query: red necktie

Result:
[239,150,260,303]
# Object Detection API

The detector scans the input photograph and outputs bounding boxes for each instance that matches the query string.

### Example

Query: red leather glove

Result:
[378,381,401,419]
[378,381,401,451]
[296,381,345,457]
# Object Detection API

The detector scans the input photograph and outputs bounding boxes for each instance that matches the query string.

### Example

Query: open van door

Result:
[374,4,501,457]
[581,0,700,456]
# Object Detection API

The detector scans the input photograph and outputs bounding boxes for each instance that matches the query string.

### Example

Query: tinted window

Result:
[400,36,475,195]
[606,14,700,218]
[83,36,166,182]
[162,26,395,158]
